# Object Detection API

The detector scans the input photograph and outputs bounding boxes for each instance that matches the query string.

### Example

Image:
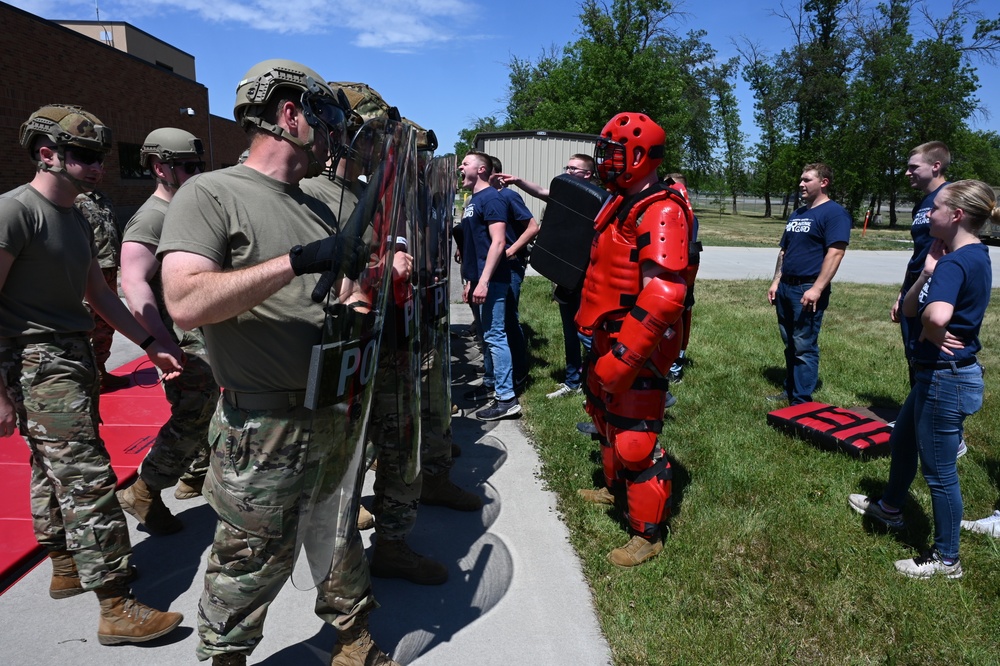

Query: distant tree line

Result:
[455,0,1000,224]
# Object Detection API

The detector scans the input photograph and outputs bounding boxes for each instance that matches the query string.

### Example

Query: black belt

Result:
[910,357,979,371]
[780,274,819,286]
[222,389,306,411]
[0,332,86,346]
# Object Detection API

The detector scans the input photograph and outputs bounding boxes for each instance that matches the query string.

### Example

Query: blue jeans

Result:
[480,281,515,401]
[883,362,983,559]
[775,281,829,405]
[557,287,584,389]
[507,269,527,388]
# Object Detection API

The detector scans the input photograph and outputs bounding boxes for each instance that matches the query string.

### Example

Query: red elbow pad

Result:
[594,275,686,393]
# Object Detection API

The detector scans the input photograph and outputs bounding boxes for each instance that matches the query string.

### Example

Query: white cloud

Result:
[7,0,477,50]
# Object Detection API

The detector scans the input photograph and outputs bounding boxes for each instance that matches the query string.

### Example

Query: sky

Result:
[8,0,1000,157]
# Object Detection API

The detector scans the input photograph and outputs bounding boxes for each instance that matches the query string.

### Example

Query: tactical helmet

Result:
[140,128,204,168]
[234,59,349,177]
[333,81,401,135]
[19,104,111,155]
[402,117,438,153]
[595,112,665,189]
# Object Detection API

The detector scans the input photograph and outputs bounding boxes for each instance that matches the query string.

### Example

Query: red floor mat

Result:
[0,357,171,594]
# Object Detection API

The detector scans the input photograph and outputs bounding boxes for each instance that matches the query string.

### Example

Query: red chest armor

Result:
[577,183,692,331]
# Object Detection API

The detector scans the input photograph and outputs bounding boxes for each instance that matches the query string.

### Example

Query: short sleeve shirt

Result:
[0,185,95,337]
[779,200,852,278]
[157,165,337,392]
[911,243,991,363]
[904,182,947,289]
[459,187,510,284]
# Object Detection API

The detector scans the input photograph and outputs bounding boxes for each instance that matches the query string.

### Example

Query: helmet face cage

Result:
[597,113,665,188]
[595,137,627,184]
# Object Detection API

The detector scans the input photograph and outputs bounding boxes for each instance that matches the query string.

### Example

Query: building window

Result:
[155,60,174,73]
[119,143,149,180]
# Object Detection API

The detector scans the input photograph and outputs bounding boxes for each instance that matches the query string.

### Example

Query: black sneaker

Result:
[476,398,521,421]
[463,385,493,402]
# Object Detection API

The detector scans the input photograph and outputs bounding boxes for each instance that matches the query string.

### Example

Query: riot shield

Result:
[291,117,414,590]
[418,155,457,467]
[368,122,423,487]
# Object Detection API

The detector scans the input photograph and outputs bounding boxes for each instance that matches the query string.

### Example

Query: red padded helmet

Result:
[595,112,665,189]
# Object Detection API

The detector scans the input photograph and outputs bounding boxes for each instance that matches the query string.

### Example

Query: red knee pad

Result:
[624,456,672,536]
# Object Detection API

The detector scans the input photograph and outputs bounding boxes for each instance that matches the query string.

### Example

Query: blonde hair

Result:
[939,180,1000,232]
[909,141,951,172]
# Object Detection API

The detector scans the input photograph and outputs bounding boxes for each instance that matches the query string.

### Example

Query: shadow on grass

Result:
[854,476,933,550]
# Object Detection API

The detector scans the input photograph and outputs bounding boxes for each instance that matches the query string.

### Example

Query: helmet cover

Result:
[20,104,111,154]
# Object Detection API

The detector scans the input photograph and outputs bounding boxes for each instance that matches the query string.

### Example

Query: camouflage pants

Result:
[370,346,460,539]
[83,267,118,373]
[370,350,421,541]
[420,347,453,478]
[139,352,218,491]
[196,399,375,660]
[0,336,132,589]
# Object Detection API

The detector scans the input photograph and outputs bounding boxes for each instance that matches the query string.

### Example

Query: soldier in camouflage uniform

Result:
[74,189,127,391]
[0,104,184,645]
[158,61,399,666]
[367,120,481,586]
[115,128,216,536]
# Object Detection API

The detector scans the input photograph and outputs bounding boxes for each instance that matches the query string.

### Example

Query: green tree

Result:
[453,115,502,160]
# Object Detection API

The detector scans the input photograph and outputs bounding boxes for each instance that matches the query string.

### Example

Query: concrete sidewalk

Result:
[0,264,611,665]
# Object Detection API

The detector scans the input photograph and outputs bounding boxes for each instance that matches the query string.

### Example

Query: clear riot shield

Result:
[368,124,423,486]
[418,155,457,462]
[291,117,414,590]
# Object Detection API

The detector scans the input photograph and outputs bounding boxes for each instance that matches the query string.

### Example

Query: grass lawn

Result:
[696,208,915,252]
[515,276,1000,666]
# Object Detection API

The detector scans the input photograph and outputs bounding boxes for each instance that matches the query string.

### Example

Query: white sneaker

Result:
[546,383,582,399]
[894,550,963,579]
[961,510,1000,537]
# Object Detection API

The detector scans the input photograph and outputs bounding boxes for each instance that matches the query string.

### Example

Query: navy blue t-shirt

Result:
[904,182,947,289]
[498,186,533,270]
[911,243,992,363]
[460,187,510,284]
[779,200,852,278]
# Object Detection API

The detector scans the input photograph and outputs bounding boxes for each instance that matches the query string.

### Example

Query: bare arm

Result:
[120,241,178,350]
[471,221,508,304]
[0,249,15,437]
[494,173,550,201]
[161,251,297,330]
[85,259,183,378]
[505,218,540,258]
[800,242,847,311]
[767,248,784,304]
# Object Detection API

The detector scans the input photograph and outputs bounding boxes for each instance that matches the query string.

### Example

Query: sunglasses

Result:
[66,147,105,165]
[175,161,206,175]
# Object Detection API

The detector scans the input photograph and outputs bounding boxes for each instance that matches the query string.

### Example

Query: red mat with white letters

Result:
[0,357,170,594]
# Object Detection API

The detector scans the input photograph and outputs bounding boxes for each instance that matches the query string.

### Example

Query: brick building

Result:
[0,2,247,217]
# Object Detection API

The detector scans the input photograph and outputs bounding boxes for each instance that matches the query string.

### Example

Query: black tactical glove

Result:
[289,234,368,280]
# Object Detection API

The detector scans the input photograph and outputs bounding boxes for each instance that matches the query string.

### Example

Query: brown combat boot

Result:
[95,585,184,645]
[117,478,183,535]
[608,534,663,568]
[48,550,86,599]
[419,473,481,511]
[370,538,448,585]
[357,504,375,530]
[174,477,204,500]
[49,551,138,599]
[330,616,399,666]
[578,487,615,505]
